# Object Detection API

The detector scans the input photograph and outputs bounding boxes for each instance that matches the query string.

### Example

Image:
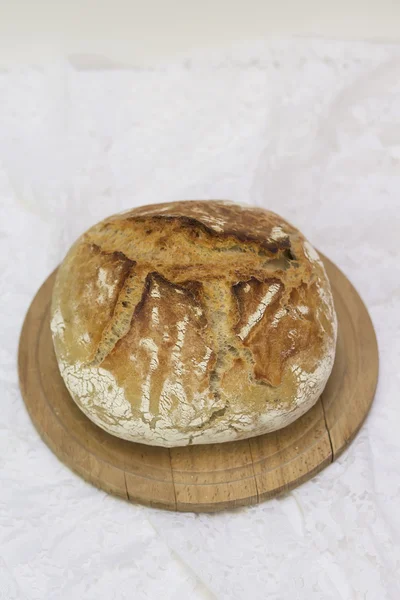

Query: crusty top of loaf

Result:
[51,200,337,445]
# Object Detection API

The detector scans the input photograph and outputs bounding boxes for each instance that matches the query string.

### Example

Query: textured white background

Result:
[1,38,400,600]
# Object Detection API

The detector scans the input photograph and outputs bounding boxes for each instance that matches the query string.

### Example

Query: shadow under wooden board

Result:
[18,254,378,512]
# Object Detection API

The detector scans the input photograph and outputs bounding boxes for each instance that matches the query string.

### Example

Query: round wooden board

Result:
[18,255,378,512]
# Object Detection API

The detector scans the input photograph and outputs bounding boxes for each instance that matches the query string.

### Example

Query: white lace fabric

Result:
[0,38,399,600]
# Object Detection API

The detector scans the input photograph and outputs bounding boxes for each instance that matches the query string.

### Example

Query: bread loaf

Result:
[51,200,337,447]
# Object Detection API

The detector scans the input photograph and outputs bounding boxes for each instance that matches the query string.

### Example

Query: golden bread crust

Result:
[51,201,337,446]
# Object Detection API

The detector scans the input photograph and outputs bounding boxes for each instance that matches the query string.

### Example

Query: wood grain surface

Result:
[18,255,379,512]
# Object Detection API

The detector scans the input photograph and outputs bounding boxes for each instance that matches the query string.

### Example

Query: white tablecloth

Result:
[1,38,399,600]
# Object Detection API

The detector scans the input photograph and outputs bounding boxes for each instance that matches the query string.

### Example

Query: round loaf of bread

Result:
[51,200,337,447]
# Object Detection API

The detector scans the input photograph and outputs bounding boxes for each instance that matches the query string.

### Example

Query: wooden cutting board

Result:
[18,254,378,512]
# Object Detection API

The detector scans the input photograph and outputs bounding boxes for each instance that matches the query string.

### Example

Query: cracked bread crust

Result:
[51,200,337,447]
